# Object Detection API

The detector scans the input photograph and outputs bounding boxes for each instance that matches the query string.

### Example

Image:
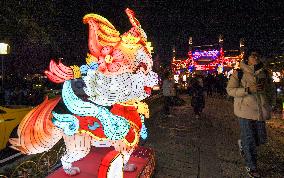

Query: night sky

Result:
[1,0,283,74]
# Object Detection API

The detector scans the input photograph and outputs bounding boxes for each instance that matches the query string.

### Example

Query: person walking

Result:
[188,73,205,118]
[227,51,276,178]
[162,72,176,117]
[205,73,214,97]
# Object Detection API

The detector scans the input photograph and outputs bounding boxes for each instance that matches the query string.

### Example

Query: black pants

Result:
[207,86,213,96]
[191,96,205,116]
[194,107,203,116]
[164,96,173,115]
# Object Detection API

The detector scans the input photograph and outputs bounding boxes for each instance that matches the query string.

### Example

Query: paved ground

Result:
[144,95,284,178]
[1,94,283,177]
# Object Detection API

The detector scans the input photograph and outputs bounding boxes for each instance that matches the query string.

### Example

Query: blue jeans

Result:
[239,118,267,170]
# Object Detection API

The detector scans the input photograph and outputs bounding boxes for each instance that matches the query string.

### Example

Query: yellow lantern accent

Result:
[117,99,149,118]
[105,55,113,64]
[78,130,108,141]
[137,102,149,118]
[121,33,140,44]
[123,126,139,147]
[70,65,81,78]
[97,30,121,43]
[86,53,98,65]
[146,42,154,54]
[99,23,120,37]
[83,14,116,29]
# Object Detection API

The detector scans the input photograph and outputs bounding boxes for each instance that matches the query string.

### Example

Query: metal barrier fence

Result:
[0,143,65,178]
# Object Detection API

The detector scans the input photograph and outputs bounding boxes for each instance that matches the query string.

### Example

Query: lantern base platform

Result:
[47,146,155,178]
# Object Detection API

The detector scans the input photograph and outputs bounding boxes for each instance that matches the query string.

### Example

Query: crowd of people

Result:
[203,72,228,97]
[162,71,229,118]
[0,75,50,106]
[3,87,44,106]
[162,51,277,178]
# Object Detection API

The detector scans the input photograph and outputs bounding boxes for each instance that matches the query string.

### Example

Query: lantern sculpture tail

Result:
[9,97,63,154]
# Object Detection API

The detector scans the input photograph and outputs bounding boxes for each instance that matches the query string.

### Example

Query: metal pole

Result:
[1,55,3,92]
[1,55,3,105]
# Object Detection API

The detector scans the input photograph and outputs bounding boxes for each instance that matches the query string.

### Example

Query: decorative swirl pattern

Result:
[52,112,79,136]
[62,80,130,140]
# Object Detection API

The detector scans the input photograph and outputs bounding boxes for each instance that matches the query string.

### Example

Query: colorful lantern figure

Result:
[9,8,158,177]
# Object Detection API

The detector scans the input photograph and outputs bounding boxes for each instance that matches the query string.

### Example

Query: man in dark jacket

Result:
[189,74,205,118]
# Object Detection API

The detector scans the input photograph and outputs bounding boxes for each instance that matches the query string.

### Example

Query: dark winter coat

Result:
[189,78,205,108]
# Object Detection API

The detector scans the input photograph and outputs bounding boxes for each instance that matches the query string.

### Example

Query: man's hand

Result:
[248,84,263,93]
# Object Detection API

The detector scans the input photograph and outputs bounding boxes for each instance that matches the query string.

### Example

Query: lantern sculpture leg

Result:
[98,150,124,178]
[61,133,92,175]
[112,140,137,171]
[107,152,124,177]
[121,149,137,171]
[98,141,136,177]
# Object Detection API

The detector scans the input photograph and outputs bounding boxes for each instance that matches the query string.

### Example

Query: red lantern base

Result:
[47,146,155,178]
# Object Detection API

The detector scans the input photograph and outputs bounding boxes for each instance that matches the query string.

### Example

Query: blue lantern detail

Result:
[89,62,99,70]
[61,80,130,140]
[52,112,79,136]
[140,115,148,140]
[80,65,89,75]
[88,122,100,131]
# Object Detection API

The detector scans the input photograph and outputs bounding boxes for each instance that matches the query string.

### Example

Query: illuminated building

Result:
[171,36,245,75]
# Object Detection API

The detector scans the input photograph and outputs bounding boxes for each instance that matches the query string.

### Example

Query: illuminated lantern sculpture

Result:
[9,8,158,177]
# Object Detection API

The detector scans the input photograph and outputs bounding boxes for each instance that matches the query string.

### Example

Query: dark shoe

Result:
[246,167,261,178]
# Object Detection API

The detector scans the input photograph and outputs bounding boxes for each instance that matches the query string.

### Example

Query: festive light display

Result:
[189,48,225,71]
[272,72,281,83]
[192,50,220,60]
[10,8,158,177]
[172,46,243,74]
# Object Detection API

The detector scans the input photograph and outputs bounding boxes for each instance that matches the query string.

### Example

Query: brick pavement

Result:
[144,95,284,178]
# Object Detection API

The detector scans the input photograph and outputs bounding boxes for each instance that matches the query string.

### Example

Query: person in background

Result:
[227,51,276,178]
[205,73,214,97]
[188,73,205,119]
[216,73,228,97]
[162,72,176,117]
[4,88,11,105]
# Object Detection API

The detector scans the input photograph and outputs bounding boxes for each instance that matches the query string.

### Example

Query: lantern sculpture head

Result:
[81,8,157,106]
[9,8,158,177]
